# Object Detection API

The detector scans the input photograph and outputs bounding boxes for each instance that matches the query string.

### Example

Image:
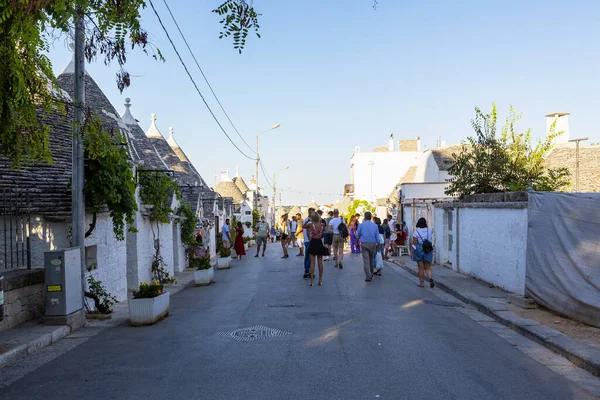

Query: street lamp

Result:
[568,137,588,192]
[255,124,281,213]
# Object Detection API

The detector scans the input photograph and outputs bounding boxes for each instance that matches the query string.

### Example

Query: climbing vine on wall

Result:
[83,114,137,240]
[176,202,198,249]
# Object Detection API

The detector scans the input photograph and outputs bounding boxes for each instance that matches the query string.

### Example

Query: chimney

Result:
[545,112,570,145]
[416,136,421,151]
[220,170,232,182]
[388,133,395,151]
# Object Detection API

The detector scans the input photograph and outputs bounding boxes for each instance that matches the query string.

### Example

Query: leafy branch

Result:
[212,0,261,53]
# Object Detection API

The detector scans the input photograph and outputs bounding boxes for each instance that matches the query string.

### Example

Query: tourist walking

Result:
[382,219,392,260]
[412,217,435,288]
[291,216,298,248]
[302,207,315,278]
[356,212,381,282]
[254,216,269,257]
[354,213,361,252]
[323,211,334,261]
[234,222,246,259]
[329,209,346,269]
[270,225,276,243]
[307,212,327,286]
[349,215,359,253]
[295,212,304,257]
[373,217,384,276]
[222,218,232,249]
[280,214,290,258]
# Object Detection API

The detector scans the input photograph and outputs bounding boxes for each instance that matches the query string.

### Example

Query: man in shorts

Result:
[222,219,232,249]
[254,216,269,257]
[323,211,334,261]
[329,209,345,269]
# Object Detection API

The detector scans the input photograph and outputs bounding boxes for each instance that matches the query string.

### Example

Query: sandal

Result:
[417,282,425,288]
[430,278,435,288]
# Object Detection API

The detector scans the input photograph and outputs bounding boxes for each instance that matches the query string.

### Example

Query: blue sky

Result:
[48,0,600,205]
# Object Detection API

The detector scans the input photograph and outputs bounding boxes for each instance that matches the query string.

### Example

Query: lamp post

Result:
[568,137,588,192]
[255,124,281,214]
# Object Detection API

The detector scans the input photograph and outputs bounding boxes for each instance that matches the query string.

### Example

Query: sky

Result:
[48,0,600,206]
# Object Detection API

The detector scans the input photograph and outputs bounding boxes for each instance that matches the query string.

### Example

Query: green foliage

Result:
[176,202,198,248]
[84,115,137,240]
[345,199,374,220]
[446,104,571,198]
[86,273,117,314]
[244,221,252,228]
[191,255,211,270]
[138,171,180,224]
[217,234,231,257]
[0,0,161,166]
[151,253,176,285]
[133,280,164,299]
[252,209,260,228]
[212,0,261,53]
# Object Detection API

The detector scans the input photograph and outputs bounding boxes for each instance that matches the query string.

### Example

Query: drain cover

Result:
[423,300,463,308]
[216,325,291,342]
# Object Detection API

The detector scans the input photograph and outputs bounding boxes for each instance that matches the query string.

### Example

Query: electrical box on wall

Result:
[44,249,83,317]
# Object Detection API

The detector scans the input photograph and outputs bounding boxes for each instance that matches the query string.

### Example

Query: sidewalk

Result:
[390,255,600,377]
[0,269,196,369]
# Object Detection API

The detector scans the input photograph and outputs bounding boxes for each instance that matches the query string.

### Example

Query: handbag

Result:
[374,251,383,270]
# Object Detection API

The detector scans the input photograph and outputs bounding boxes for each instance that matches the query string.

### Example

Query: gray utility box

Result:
[44,249,83,316]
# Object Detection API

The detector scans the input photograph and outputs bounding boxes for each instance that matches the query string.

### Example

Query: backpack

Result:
[338,220,349,239]
[417,229,434,253]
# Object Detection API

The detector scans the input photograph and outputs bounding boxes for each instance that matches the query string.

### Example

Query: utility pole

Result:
[568,137,588,192]
[272,173,276,226]
[73,14,86,301]
[255,135,259,215]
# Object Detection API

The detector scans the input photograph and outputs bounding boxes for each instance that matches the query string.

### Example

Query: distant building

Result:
[350,134,422,202]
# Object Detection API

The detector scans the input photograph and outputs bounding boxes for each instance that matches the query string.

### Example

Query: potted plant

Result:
[244,221,252,228]
[217,246,232,269]
[192,256,214,286]
[129,281,170,326]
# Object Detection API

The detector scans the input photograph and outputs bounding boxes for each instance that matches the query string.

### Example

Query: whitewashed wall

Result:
[173,222,187,272]
[456,206,527,295]
[28,217,70,269]
[84,213,128,302]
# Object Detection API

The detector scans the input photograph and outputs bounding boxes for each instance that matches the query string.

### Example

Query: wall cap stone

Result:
[1,269,45,291]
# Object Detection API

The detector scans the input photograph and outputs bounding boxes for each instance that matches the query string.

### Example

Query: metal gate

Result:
[0,190,31,271]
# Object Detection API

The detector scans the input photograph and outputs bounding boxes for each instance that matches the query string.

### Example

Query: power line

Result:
[259,160,274,188]
[161,0,255,154]
[148,0,256,161]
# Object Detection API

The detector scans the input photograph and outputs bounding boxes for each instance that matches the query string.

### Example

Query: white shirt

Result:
[302,217,310,242]
[413,227,432,244]
[328,217,343,234]
[222,224,231,241]
[291,221,298,234]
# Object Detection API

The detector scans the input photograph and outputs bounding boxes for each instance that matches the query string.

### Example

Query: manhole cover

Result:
[216,325,291,342]
[423,300,463,308]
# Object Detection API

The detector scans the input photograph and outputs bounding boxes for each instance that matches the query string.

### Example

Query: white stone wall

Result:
[456,207,527,295]
[173,222,187,272]
[28,217,70,269]
[351,151,421,202]
[414,151,442,183]
[84,213,128,302]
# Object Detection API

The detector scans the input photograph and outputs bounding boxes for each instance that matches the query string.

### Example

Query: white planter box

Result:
[249,240,256,246]
[217,257,231,269]
[194,267,214,286]
[129,292,170,326]
[244,243,249,251]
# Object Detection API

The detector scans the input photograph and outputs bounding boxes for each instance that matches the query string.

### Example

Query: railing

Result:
[0,190,31,271]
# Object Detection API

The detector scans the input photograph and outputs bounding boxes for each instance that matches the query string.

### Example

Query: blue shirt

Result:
[357,220,381,243]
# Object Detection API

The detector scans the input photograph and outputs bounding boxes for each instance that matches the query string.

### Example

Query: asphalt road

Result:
[0,245,596,399]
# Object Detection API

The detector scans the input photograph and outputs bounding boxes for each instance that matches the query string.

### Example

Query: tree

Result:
[446,104,571,198]
[345,199,374,220]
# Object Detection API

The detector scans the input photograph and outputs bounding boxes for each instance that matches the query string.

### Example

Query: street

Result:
[0,246,596,400]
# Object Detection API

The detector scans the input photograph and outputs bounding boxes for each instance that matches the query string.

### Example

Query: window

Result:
[85,245,98,271]
[245,211,251,215]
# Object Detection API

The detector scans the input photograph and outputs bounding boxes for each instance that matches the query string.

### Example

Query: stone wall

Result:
[0,269,45,331]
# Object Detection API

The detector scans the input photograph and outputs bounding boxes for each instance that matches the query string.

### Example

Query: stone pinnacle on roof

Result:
[146,113,164,139]
[167,127,178,148]
[121,98,138,126]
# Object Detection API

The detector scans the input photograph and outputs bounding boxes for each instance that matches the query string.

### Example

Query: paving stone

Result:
[493,310,542,328]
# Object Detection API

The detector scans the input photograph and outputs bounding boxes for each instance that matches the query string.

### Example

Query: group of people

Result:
[220,209,435,289]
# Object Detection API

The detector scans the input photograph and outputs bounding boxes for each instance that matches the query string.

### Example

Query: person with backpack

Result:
[328,209,347,269]
[411,217,435,288]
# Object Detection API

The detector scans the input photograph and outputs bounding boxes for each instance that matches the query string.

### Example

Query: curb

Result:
[391,259,600,377]
[0,325,71,368]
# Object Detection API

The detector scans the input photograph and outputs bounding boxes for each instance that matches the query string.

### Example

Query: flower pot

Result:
[129,292,170,326]
[217,256,231,269]
[194,267,214,286]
